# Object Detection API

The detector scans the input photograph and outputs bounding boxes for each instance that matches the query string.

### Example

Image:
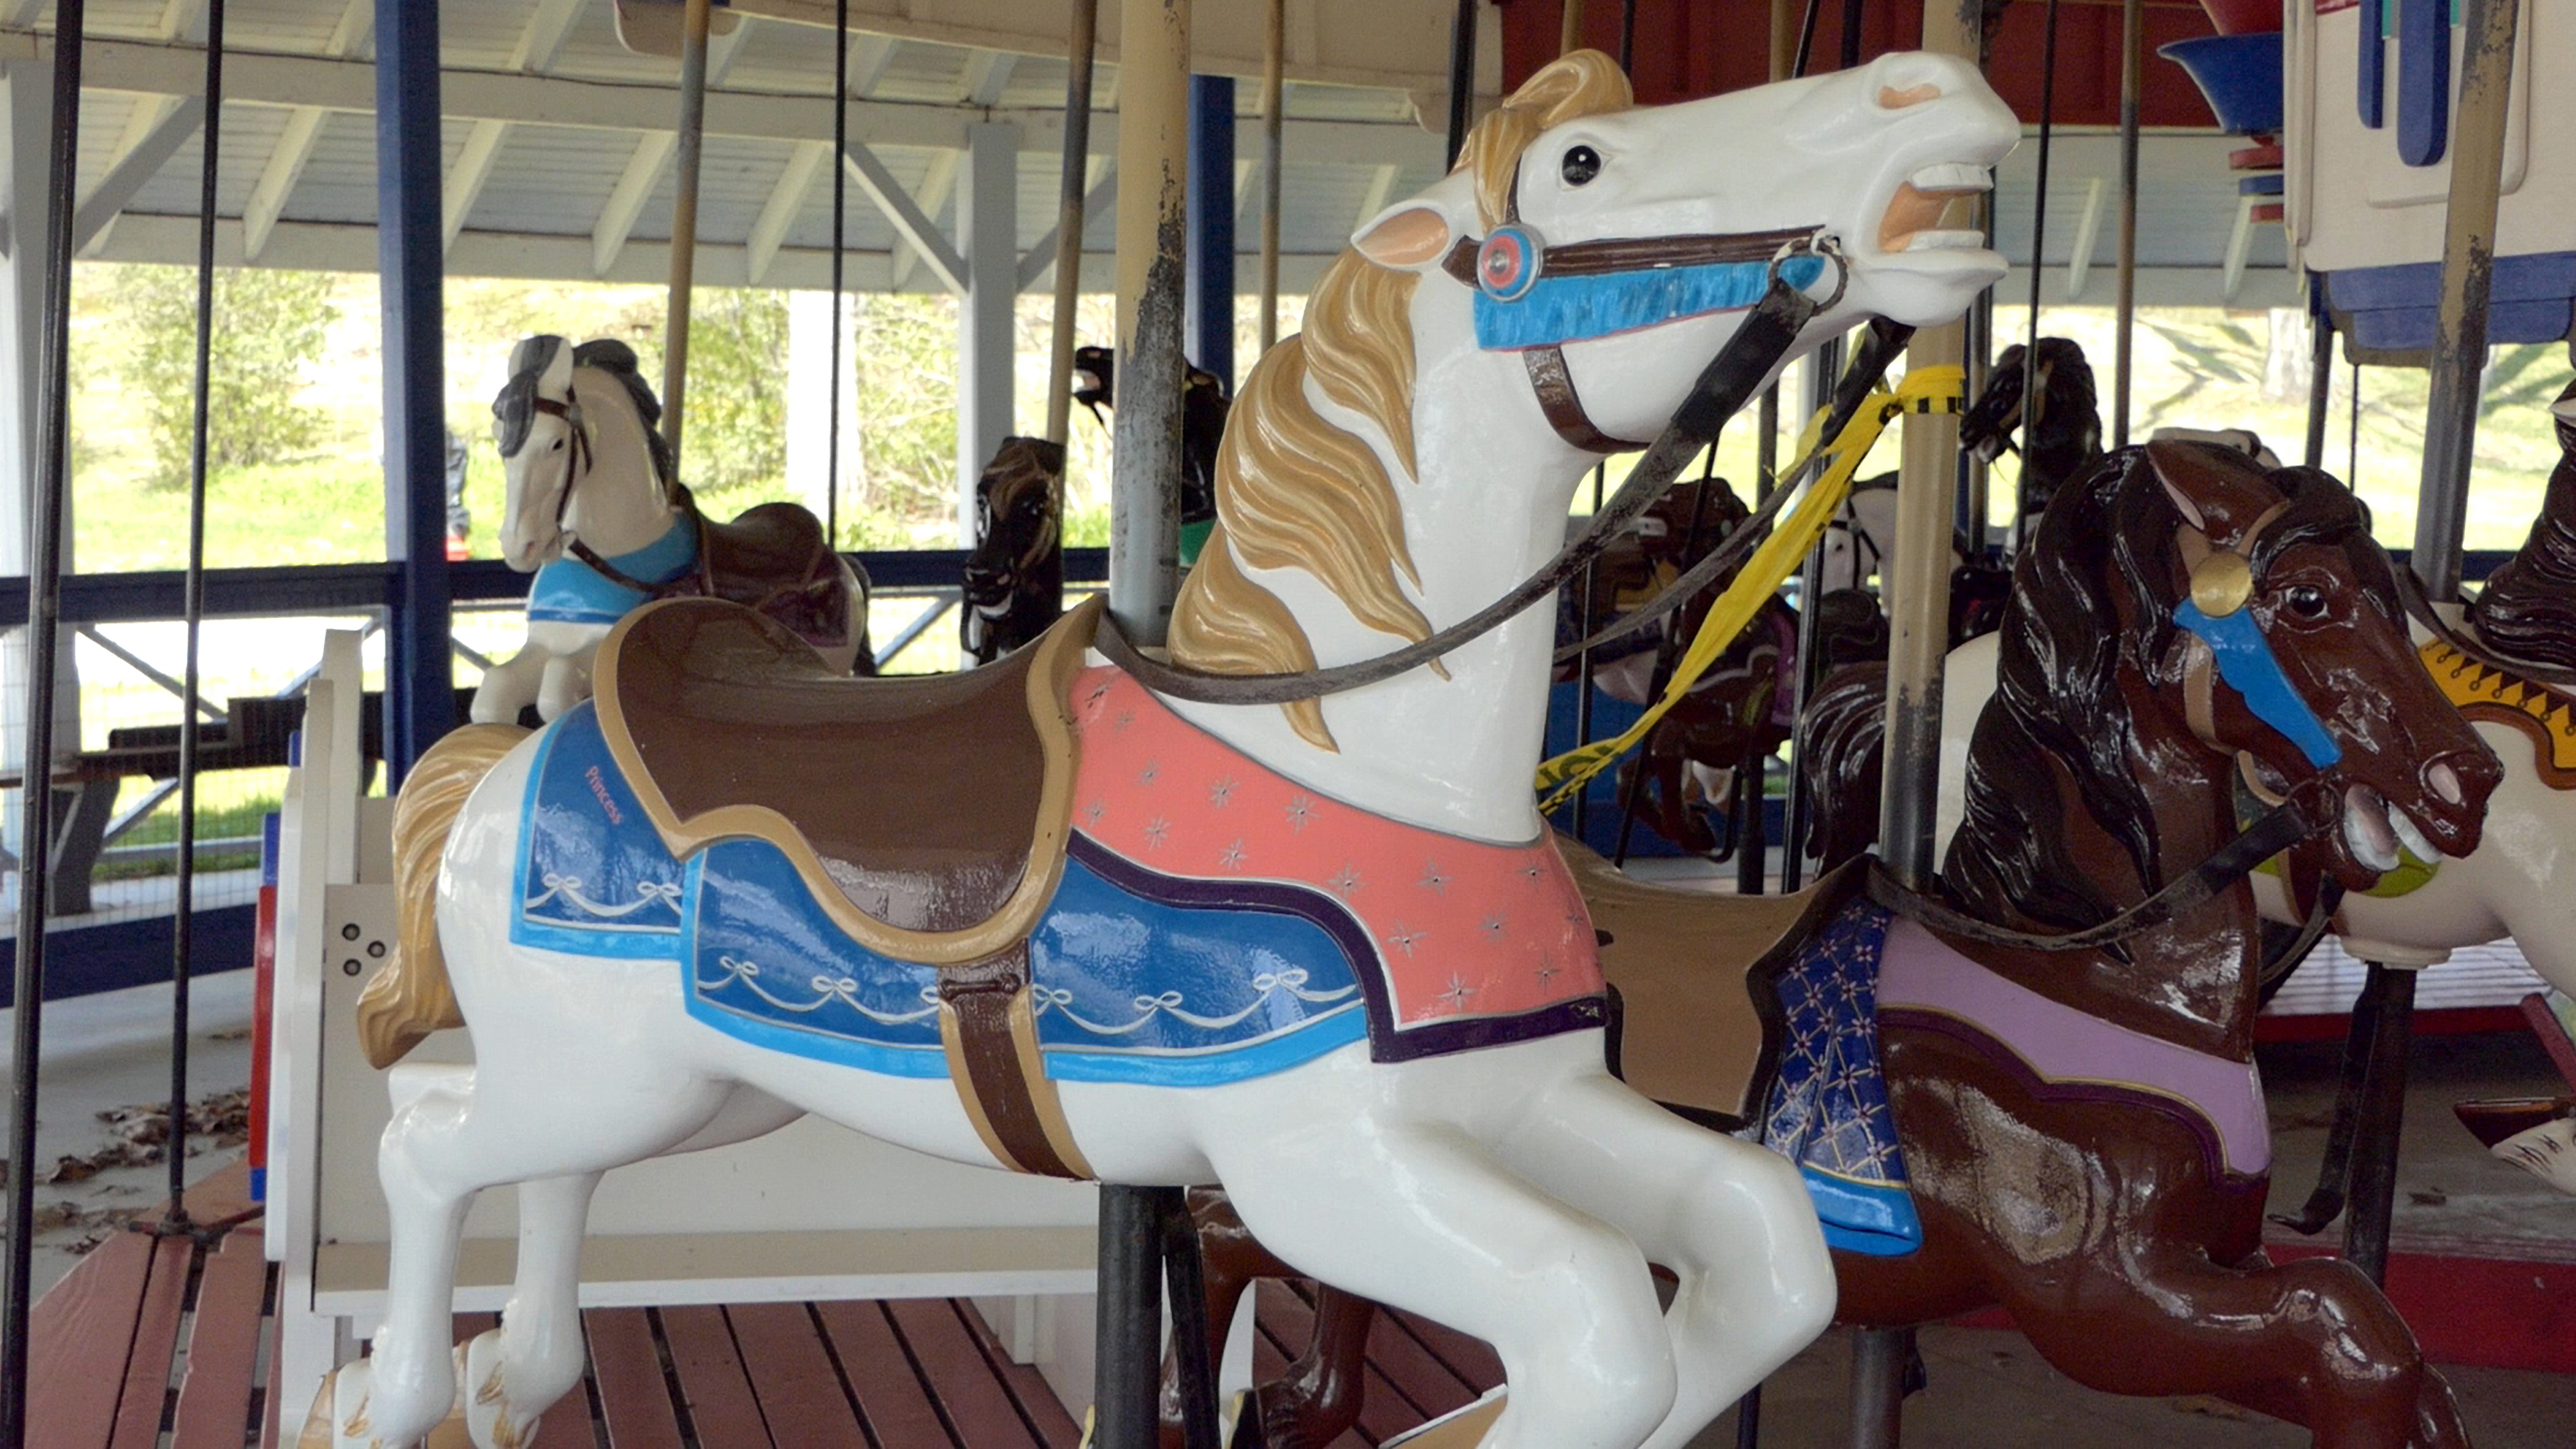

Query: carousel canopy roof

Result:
[3,0,2292,307]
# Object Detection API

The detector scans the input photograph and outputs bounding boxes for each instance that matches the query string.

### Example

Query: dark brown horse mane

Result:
[1944,447,2384,932]
[2470,379,2576,667]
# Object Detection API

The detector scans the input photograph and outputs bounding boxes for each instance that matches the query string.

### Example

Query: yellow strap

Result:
[1535,365,1964,813]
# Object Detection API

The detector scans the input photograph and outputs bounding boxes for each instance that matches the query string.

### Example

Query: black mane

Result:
[2471,378,2576,668]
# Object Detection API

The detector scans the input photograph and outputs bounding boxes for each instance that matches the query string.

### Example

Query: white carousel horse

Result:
[472,335,870,725]
[318,50,2017,1449]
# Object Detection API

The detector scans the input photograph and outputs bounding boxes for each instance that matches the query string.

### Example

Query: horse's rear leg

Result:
[461,1171,601,1449]
[2006,1248,2466,1449]
[1205,1121,1675,1449]
[1499,1071,1834,1449]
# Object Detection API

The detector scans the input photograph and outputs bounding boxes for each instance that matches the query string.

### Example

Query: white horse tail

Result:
[356,723,531,1068]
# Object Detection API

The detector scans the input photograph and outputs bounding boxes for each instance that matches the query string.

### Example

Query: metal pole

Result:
[827,0,849,541]
[1095,1184,1167,1449]
[2303,299,2334,471]
[1851,1328,1911,1449]
[2021,0,2060,531]
[1108,0,1190,648]
[1778,340,1840,897]
[1261,0,1287,349]
[166,0,225,1228]
[2110,0,2140,447]
[2413,0,2518,602]
[3,3,81,1435]
[2342,963,2418,1285]
[1186,75,1236,390]
[1045,0,1100,446]
[662,0,713,465]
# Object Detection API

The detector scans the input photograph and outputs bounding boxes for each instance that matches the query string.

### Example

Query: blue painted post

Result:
[1185,74,1235,390]
[375,0,454,784]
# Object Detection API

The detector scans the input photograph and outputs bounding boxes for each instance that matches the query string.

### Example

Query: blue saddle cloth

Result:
[514,704,1367,1085]
[1740,898,1922,1257]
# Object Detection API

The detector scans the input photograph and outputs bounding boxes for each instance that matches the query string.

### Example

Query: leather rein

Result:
[1096,246,1875,709]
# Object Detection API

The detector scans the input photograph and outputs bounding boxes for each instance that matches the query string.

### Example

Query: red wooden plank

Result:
[659,1304,771,1447]
[813,1301,954,1448]
[168,1229,270,1449]
[724,1302,867,1449]
[1361,1308,1477,1422]
[1384,1310,1504,1393]
[953,1302,1082,1449]
[885,1297,1042,1448]
[583,1307,685,1449]
[27,1226,154,1449]
[106,1234,193,1449]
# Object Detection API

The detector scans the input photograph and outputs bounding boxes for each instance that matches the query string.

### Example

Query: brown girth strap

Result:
[937,947,1094,1179]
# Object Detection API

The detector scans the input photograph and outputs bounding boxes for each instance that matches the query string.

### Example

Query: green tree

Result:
[674,287,790,495]
[103,264,338,487]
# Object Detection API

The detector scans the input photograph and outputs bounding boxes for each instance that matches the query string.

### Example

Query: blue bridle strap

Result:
[2174,599,2343,768]
[1472,254,1830,351]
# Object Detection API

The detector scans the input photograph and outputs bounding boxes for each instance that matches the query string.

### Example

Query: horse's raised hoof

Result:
[2458,1098,2576,1194]
[462,1328,540,1449]
[1381,1387,1506,1448]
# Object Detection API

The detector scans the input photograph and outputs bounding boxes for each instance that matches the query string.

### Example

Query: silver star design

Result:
[1218,838,1248,870]
[1419,861,1449,894]
[1209,776,1237,808]
[1326,863,1363,897]
[1143,816,1171,850]
[1083,799,1107,826]
[1480,913,1506,939]
[1536,959,1562,987]
[1139,760,1160,785]
[1113,709,1136,731]
[1284,794,1317,832]
[1436,974,1477,1011]
[1385,924,1424,957]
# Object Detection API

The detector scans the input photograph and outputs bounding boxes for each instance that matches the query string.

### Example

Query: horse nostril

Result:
[1877,83,1942,109]
[2426,759,2464,807]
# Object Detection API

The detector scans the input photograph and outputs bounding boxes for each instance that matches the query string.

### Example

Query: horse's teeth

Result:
[2389,809,2442,865]
[2343,785,2401,873]
[1903,230,1984,252]
[1907,163,1992,194]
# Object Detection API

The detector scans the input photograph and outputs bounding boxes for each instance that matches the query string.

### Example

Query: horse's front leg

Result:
[533,625,604,722]
[2005,1244,2467,1449]
[469,636,546,725]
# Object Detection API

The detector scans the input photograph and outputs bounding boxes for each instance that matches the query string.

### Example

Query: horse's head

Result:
[963,436,1065,594]
[1346,49,2015,450]
[1961,338,2097,468]
[1997,442,2499,917]
[1072,345,1114,426]
[492,335,667,572]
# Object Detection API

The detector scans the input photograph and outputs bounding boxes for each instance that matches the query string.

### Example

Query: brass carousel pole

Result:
[1261,0,1288,350]
[661,0,714,464]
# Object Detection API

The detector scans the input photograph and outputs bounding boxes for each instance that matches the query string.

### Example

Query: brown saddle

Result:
[681,488,853,651]
[1566,839,1867,1123]
[594,595,1103,966]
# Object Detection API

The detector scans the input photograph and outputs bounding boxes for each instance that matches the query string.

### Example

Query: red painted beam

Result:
[1494,0,2228,128]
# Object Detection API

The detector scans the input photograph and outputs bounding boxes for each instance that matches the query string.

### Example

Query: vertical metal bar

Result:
[2,4,80,1436]
[827,0,849,540]
[1446,0,1475,169]
[1047,0,1102,446]
[1185,74,1235,390]
[2342,964,2418,1285]
[662,0,713,465]
[1108,0,1190,648]
[1778,340,1840,896]
[2412,0,2517,603]
[2111,0,2140,448]
[1618,0,1639,71]
[1094,1185,1166,1449]
[166,0,225,1226]
[375,0,454,785]
[1157,1187,1223,1449]
[1850,1327,1912,1449]
[1260,0,1285,351]
[2303,299,2335,471]
[2022,0,2060,529]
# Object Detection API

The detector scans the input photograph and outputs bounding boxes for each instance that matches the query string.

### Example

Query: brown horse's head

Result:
[1955,441,2498,928]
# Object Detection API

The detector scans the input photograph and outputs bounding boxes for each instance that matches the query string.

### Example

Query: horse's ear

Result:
[540,336,575,393]
[1353,197,1464,270]
[2146,438,2278,547]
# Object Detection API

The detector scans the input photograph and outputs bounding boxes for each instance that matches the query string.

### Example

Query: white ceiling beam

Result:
[844,32,897,98]
[746,138,828,285]
[888,148,958,290]
[0,1,43,26]
[2065,175,2107,302]
[1016,160,1115,293]
[958,50,1015,107]
[706,14,754,86]
[324,0,373,59]
[511,0,586,73]
[442,117,507,253]
[839,139,966,295]
[593,131,677,277]
[155,0,204,43]
[72,92,203,254]
[75,92,179,256]
[242,105,325,262]
[0,34,1438,172]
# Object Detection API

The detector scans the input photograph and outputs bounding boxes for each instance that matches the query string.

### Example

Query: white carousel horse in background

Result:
[1933,386,2576,1192]
[317,49,2017,1449]
[472,335,870,724]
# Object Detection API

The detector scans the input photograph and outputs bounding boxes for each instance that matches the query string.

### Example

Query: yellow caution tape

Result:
[1534,365,1964,814]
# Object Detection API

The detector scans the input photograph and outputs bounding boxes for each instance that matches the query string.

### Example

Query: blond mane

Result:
[1166,51,1633,750]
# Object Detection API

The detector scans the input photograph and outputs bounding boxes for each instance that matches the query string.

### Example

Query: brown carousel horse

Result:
[1174,440,2500,1449]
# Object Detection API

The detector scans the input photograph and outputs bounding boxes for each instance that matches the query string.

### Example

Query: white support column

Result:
[785,288,857,519]
[0,58,73,849]
[954,119,1017,540]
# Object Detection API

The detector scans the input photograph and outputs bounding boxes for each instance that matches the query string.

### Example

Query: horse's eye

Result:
[1561,145,1601,186]
[551,437,565,452]
[2285,584,2327,619]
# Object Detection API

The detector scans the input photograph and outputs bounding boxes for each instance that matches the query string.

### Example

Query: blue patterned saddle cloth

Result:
[1737,897,1922,1257]
[513,703,1369,1085]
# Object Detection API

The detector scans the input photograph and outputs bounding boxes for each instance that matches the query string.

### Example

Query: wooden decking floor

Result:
[26,1164,1502,1449]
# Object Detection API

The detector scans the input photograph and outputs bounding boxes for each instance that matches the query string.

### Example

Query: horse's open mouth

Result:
[1876,165,1991,254]
[2337,782,2446,875]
